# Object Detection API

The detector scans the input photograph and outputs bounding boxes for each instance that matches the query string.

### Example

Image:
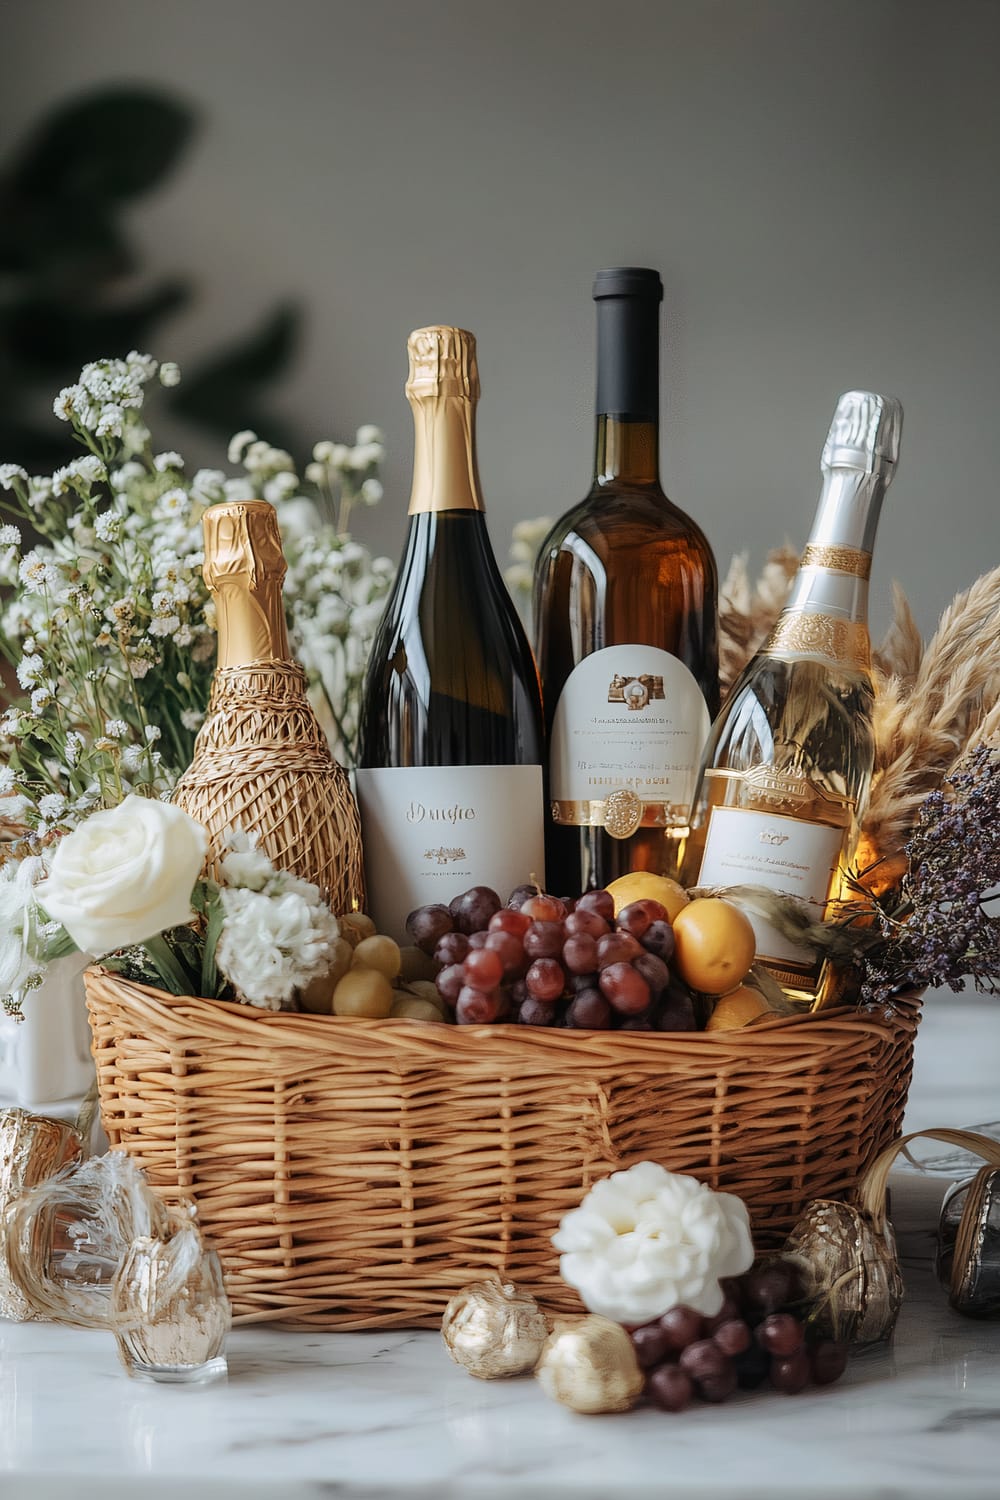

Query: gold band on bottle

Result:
[767,611,871,672]
[801,544,872,579]
[405,326,486,517]
[551,791,690,839]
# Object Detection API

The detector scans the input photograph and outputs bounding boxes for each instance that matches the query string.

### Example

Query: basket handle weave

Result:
[859,1127,1000,1232]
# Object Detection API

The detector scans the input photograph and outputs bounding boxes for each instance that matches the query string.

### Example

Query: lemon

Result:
[605,872,691,922]
[671,897,756,995]
[704,984,769,1031]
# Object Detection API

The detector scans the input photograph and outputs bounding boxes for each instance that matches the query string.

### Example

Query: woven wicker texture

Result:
[85,969,919,1330]
[172,661,364,915]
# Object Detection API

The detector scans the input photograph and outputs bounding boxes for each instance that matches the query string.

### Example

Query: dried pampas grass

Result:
[718,545,799,694]
[864,564,1000,857]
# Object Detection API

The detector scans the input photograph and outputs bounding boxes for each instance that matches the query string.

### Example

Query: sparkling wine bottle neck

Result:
[203,501,292,669]
[406,326,485,516]
[782,468,887,626]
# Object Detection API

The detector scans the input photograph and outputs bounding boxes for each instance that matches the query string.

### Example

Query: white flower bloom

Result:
[359,478,383,506]
[0,523,21,547]
[121,745,146,773]
[65,732,84,767]
[173,624,194,647]
[52,387,81,422]
[129,658,153,679]
[96,404,124,437]
[148,615,181,638]
[104,719,128,739]
[154,451,184,472]
[0,464,28,490]
[73,455,106,485]
[275,496,321,543]
[216,885,339,1008]
[51,465,75,496]
[191,468,226,502]
[303,462,326,485]
[311,440,336,463]
[349,441,383,470]
[16,653,44,689]
[180,708,204,732]
[227,430,257,465]
[110,461,145,492]
[155,487,189,518]
[126,351,158,380]
[0,766,16,794]
[144,724,161,743]
[552,1162,754,1325]
[18,553,60,595]
[220,842,275,893]
[222,477,255,503]
[94,511,122,543]
[158,361,181,387]
[38,793,67,820]
[326,443,351,469]
[30,687,54,713]
[263,472,299,504]
[355,424,385,447]
[36,795,208,955]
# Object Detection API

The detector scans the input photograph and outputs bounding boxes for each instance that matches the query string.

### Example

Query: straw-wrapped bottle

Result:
[173,500,364,913]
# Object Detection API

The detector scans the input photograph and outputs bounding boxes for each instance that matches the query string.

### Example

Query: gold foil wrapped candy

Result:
[442,1277,550,1379]
[534,1315,644,1414]
[784,1198,903,1346]
[0,1109,83,1322]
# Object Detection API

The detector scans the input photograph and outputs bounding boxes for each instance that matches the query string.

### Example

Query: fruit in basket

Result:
[671,897,756,994]
[332,966,394,1018]
[398,944,439,982]
[606,872,690,921]
[340,911,377,948]
[297,936,354,1013]
[390,993,442,1021]
[351,934,402,980]
[704,984,769,1032]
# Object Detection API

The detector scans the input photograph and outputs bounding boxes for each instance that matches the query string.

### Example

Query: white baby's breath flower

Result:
[37,793,67,821]
[0,766,16,794]
[180,708,204,732]
[110,461,145,491]
[94,511,122,543]
[148,615,181,638]
[227,430,257,465]
[126,351,158,380]
[553,1162,754,1325]
[156,487,189,517]
[191,468,226,502]
[30,687,54,713]
[311,440,336,464]
[263,472,299,504]
[349,441,383,470]
[52,387,81,422]
[355,425,384,448]
[16,653,44,689]
[359,478,383,506]
[174,624,194,647]
[0,464,28,490]
[96,404,125,438]
[129,657,153,679]
[104,719,128,740]
[64,732,85,767]
[121,745,146,773]
[144,724,161,743]
[73,455,106,486]
[158,361,181,387]
[0,523,21,547]
[154,451,184,472]
[303,462,326,485]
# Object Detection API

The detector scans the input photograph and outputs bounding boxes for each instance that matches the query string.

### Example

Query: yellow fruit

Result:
[340,912,377,949]
[298,938,353,1014]
[704,984,769,1032]
[332,968,393,1018]
[606,872,691,923]
[671,897,756,995]
[404,979,447,1014]
[390,995,445,1022]
[351,934,401,980]
[398,944,439,983]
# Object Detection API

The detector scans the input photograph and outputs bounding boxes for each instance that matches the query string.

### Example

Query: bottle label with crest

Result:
[355,764,545,940]
[697,802,845,967]
[548,646,710,835]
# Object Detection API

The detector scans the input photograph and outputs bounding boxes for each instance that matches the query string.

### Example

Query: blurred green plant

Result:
[0,86,301,471]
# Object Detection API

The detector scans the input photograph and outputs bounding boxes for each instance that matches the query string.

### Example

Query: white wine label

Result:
[354,764,546,941]
[549,646,710,822]
[697,806,845,964]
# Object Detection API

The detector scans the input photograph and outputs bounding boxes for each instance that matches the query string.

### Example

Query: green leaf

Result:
[7,87,197,206]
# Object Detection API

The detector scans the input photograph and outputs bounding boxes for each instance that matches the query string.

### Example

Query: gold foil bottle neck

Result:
[202,500,290,667]
[406,326,480,402]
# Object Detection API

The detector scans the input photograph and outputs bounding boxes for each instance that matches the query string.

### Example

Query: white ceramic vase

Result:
[0,954,93,1107]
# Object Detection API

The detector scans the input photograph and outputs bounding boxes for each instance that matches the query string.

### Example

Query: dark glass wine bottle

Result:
[356,326,545,939]
[534,268,719,894]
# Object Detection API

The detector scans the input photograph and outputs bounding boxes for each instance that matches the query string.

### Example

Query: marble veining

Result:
[2,991,999,1499]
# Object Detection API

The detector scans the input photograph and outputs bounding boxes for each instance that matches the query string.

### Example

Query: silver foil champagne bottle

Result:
[683,391,903,1008]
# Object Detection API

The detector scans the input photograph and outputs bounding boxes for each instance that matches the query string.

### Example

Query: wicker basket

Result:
[85,968,920,1330]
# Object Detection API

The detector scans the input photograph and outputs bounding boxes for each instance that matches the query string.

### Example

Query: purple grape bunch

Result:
[628,1258,849,1412]
[406,884,697,1029]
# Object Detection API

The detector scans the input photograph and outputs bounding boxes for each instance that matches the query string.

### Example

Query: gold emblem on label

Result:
[607,673,665,710]
[603,788,643,840]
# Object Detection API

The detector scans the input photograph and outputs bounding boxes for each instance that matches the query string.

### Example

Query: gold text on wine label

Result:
[405,802,476,824]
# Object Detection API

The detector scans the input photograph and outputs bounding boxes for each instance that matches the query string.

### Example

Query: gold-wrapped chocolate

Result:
[784,1198,903,1346]
[441,1277,550,1379]
[534,1315,644,1414]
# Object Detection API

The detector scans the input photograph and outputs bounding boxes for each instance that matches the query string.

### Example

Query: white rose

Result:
[36,796,208,956]
[552,1161,754,1325]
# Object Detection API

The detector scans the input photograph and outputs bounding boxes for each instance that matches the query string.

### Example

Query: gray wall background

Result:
[3,0,999,640]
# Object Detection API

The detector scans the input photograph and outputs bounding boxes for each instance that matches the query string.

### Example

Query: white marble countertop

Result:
[3,990,1000,1500]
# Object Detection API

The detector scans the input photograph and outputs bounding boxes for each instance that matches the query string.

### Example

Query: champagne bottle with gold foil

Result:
[356,326,545,940]
[683,391,903,1007]
[173,500,365,914]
